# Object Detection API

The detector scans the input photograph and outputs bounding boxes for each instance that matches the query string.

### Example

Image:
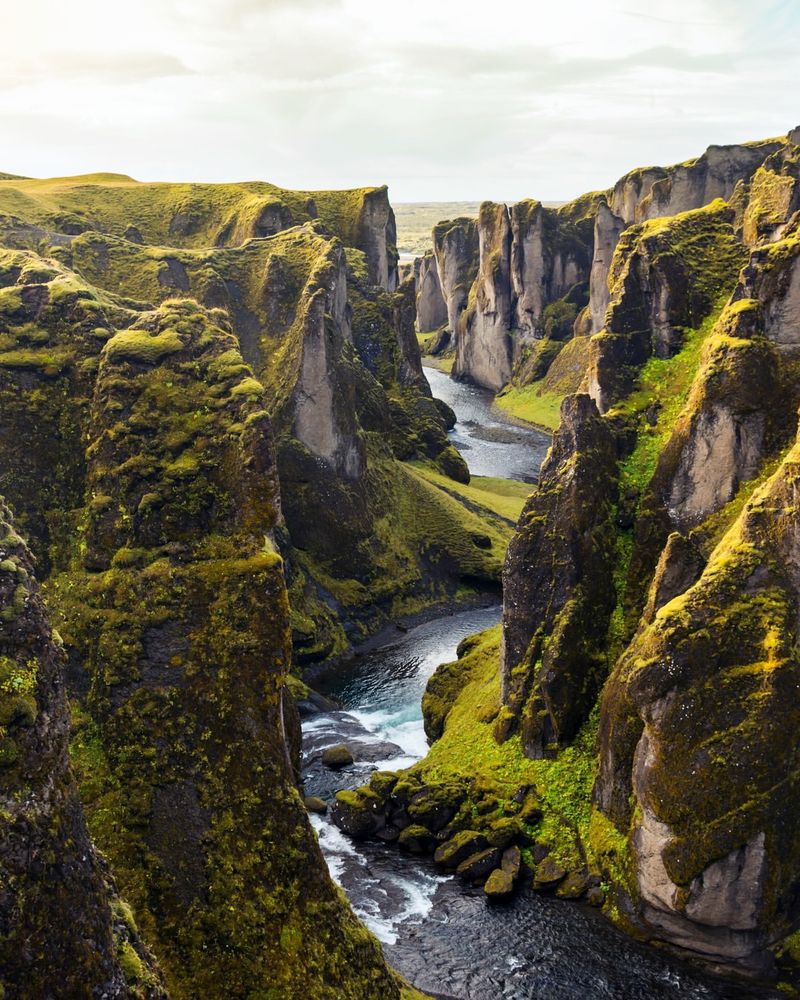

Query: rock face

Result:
[52,298,399,998]
[432,216,480,345]
[0,499,164,998]
[58,222,479,661]
[421,134,793,396]
[0,240,411,993]
[499,394,617,756]
[586,201,746,413]
[587,199,626,334]
[596,427,800,972]
[454,202,514,391]
[611,139,784,225]
[435,198,593,390]
[415,250,448,333]
[387,129,800,986]
[510,199,593,343]
[355,185,399,290]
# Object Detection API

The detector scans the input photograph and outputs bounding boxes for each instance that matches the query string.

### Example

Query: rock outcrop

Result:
[51,219,482,659]
[611,139,784,225]
[587,199,626,335]
[0,173,399,291]
[499,394,617,756]
[0,234,418,994]
[415,250,448,333]
[418,133,794,396]
[454,202,514,391]
[0,498,164,999]
[596,425,800,973]
[378,128,800,989]
[586,201,746,413]
[432,216,480,345]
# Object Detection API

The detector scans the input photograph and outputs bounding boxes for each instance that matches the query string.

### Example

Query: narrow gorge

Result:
[1,119,799,1000]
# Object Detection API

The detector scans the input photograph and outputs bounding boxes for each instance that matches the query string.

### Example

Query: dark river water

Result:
[300,372,778,1000]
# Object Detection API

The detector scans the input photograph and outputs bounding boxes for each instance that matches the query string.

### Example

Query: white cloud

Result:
[0,0,797,200]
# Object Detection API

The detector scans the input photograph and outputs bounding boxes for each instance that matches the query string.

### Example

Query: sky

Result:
[1,0,799,202]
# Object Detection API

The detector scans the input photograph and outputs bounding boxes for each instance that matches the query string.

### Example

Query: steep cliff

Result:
[422,131,796,398]
[454,202,514,391]
[596,426,800,974]
[0,172,399,290]
[498,394,617,756]
[415,250,448,334]
[0,498,165,999]
[0,242,415,996]
[431,216,480,344]
[347,129,800,992]
[586,200,746,412]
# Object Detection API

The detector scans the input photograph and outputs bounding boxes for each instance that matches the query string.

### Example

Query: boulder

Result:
[322,744,355,769]
[456,848,503,882]
[398,825,436,854]
[434,830,488,869]
[484,868,515,900]
[534,857,567,889]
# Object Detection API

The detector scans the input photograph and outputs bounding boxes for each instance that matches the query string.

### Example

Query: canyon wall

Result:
[0,173,449,997]
[345,127,800,990]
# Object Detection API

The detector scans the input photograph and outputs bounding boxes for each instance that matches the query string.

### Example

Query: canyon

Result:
[0,124,799,999]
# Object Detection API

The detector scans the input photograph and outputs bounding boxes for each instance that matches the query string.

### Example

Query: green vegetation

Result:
[408,463,532,523]
[613,301,726,494]
[0,172,387,252]
[495,385,563,430]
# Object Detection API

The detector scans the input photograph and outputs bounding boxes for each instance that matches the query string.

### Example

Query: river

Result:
[300,370,778,999]
[423,366,550,482]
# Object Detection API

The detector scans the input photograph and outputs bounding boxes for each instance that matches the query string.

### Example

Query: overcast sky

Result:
[2,0,798,202]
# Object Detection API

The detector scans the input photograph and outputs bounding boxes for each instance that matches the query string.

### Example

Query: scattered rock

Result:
[484,868,515,900]
[486,818,521,850]
[586,886,606,907]
[331,790,384,840]
[303,796,328,814]
[457,848,503,882]
[534,857,567,889]
[398,825,436,854]
[434,830,488,869]
[556,871,590,900]
[501,845,522,881]
[321,744,355,769]
[471,534,492,550]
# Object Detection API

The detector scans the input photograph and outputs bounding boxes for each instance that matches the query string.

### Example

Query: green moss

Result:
[408,462,531,523]
[104,327,184,365]
[495,385,563,430]
[614,301,726,495]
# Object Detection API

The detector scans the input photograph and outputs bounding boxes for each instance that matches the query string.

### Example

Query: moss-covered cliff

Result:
[0,176,439,993]
[418,129,797,402]
[0,497,165,999]
[344,129,800,992]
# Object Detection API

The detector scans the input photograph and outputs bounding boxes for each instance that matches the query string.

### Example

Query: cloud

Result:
[0,0,797,200]
[0,51,192,86]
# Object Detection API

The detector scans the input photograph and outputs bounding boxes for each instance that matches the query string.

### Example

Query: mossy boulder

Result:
[434,830,489,869]
[322,744,355,769]
[456,848,503,882]
[484,868,515,900]
[332,788,386,841]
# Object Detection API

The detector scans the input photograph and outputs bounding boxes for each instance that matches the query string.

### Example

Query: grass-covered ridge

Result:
[0,171,388,251]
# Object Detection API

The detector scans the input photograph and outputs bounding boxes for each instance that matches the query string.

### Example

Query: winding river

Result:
[423,366,550,482]
[301,370,777,1000]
